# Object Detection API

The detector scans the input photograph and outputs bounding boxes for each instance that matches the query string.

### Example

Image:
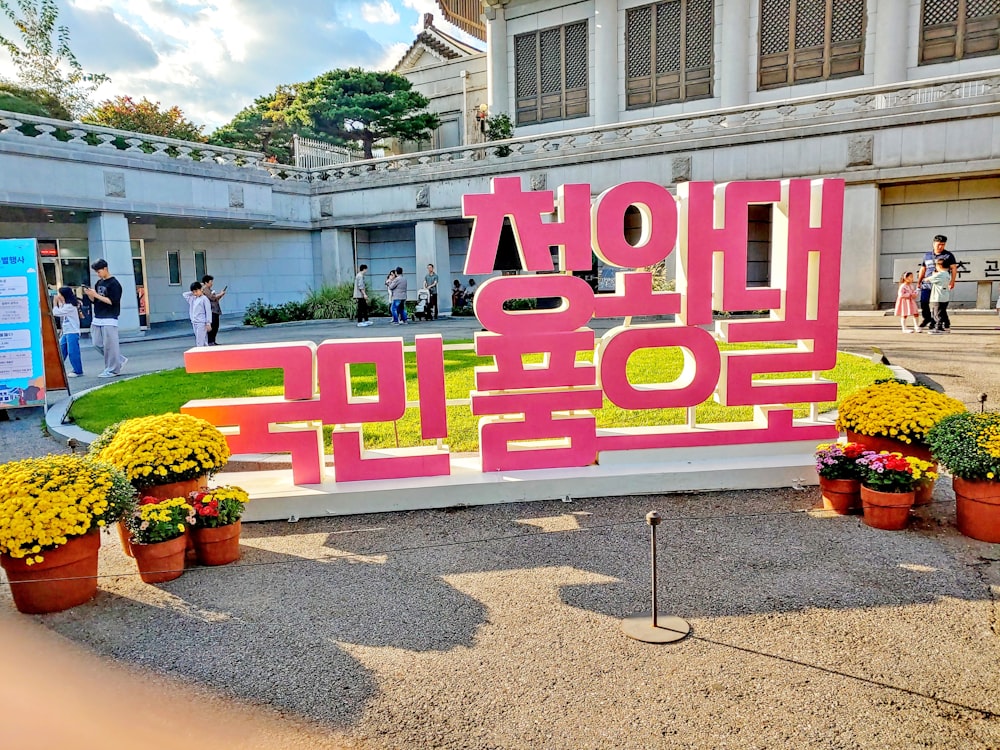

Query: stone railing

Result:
[1,71,998,186]
[310,71,1000,184]
[0,110,313,182]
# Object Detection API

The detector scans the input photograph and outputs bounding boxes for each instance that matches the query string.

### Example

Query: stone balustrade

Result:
[2,70,999,187]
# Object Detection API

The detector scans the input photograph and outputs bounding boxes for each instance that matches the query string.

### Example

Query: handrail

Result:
[1,69,998,185]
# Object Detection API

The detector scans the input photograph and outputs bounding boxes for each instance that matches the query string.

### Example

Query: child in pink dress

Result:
[895,271,919,333]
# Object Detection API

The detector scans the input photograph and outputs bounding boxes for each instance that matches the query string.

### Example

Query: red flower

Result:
[139,495,159,505]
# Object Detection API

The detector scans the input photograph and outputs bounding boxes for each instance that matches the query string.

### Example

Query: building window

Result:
[920,0,1000,65]
[758,0,866,89]
[626,0,714,109]
[167,251,181,285]
[514,21,588,126]
[194,250,207,282]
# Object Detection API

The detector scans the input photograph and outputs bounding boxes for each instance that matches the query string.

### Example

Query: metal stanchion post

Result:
[621,511,691,644]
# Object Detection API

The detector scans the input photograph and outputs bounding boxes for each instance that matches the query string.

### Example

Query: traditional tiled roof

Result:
[435,1,486,42]
[395,13,483,73]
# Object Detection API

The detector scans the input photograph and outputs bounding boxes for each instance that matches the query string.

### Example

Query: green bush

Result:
[304,282,390,320]
[242,297,311,326]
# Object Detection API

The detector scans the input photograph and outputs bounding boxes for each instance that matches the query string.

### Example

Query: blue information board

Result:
[0,239,45,409]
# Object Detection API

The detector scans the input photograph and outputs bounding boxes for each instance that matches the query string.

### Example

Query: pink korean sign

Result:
[182,177,842,485]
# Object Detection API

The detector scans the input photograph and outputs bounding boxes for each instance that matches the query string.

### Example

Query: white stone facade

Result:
[0,0,999,330]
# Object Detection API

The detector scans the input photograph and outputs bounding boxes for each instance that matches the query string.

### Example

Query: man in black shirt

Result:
[84,259,127,377]
[916,234,958,331]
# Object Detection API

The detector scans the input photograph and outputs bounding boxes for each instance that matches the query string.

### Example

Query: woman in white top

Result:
[52,286,84,376]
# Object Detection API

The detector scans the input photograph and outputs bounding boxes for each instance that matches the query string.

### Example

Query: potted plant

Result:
[906,456,939,507]
[126,496,195,583]
[856,451,919,530]
[814,442,867,514]
[95,413,231,498]
[927,411,1000,542]
[836,380,965,462]
[0,455,134,614]
[188,485,250,566]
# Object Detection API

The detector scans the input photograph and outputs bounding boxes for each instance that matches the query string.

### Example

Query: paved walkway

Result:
[1,312,998,749]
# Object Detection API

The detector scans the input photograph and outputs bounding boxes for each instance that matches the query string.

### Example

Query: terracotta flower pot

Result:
[192,521,242,566]
[914,478,935,507]
[819,477,861,514]
[0,532,101,614]
[860,485,915,531]
[953,477,1000,543]
[846,431,935,464]
[138,477,206,564]
[131,532,188,584]
[116,520,134,557]
[139,475,208,502]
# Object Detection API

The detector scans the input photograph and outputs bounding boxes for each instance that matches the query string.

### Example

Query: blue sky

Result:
[0,0,479,130]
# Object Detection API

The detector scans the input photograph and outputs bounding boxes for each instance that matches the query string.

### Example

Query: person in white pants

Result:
[183,281,212,347]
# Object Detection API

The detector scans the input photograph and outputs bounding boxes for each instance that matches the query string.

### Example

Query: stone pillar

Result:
[87,212,139,333]
[317,228,356,287]
[874,0,908,85]
[415,220,452,314]
[594,0,618,125]
[486,5,509,115]
[720,1,750,108]
[840,184,881,309]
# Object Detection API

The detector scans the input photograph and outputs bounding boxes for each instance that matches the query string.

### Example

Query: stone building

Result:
[0,0,998,334]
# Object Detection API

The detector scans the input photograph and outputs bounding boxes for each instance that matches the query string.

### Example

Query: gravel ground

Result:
[1,312,998,749]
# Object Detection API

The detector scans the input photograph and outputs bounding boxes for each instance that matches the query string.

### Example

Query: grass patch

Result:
[70,343,890,453]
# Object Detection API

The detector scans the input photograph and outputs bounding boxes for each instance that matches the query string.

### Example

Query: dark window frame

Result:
[920,0,1000,65]
[625,0,715,109]
[167,250,181,286]
[758,0,866,90]
[514,20,589,126]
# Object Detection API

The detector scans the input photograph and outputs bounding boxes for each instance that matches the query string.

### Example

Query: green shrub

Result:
[502,298,537,311]
[304,282,389,320]
[242,297,311,326]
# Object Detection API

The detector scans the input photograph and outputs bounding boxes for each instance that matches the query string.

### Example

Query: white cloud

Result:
[361,1,400,25]
[376,41,409,72]
[402,0,437,32]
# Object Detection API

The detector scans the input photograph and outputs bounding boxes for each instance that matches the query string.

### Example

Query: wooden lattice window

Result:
[515,21,588,126]
[920,0,1000,64]
[758,0,866,89]
[626,0,714,108]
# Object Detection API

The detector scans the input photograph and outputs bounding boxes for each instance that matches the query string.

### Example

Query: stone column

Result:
[486,5,509,115]
[316,228,356,287]
[87,212,139,333]
[840,184,881,309]
[874,0,908,86]
[415,220,452,315]
[594,0,618,125]
[720,1,750,108]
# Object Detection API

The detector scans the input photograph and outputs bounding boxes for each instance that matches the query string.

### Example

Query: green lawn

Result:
[70,342,889,453]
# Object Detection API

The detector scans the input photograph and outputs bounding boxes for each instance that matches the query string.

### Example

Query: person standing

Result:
[201,275,227,345]
[183,281,213,346]
[916,234,958,330]
[423,263,439,320]
[894,272,919,333]
[84,259,127,378]
[354,264,372,327]
[388,266,408,324]
[926,258,953,334]
[52,286,84,377]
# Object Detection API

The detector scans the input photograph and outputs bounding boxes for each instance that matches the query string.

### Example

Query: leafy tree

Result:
[0,81,70,118]
[84,96,205,141]
[485,112,514,157]
[0,0,108,119]
[208,85,301,163]
[290,68,439,159]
